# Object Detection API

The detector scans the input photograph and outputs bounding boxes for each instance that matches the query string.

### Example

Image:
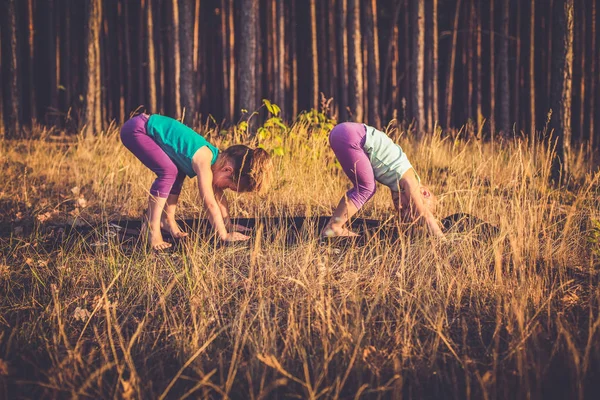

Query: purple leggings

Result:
[329,122,376,209]
[120,114,185,198]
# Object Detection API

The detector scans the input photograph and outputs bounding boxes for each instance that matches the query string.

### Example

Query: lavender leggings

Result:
[329,122,376,209]
[120,114,185,198]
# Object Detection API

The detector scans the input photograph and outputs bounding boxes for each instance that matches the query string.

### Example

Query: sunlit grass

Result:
[0,120,599,398]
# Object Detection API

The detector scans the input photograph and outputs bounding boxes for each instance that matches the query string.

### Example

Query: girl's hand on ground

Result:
[223,232,251,242]
[231,224,252,233]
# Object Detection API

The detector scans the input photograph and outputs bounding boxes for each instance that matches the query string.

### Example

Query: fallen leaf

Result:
[73,306,91,322]
[0,359,9,376]
[71,186,80,196]
[77,196,87,208]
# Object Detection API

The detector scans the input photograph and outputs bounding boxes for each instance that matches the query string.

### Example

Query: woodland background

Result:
[0,0,597,166]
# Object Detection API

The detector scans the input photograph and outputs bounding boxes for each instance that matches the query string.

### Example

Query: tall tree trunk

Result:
[467,0,474,128]
[179,0,195,124]
[118,1,126,119]
[327,0,337,114]
[309,0,319,110]
[432,0,439,127]
[290,0,298,117]
[550,0,574,181]
[577,3,585,142]
[412,0,425,135]
[84,0,102,137]
[1,0,19,137]
[239,0,258,128]
[27,0,37,121]
[228,0,235,120]
[475,0,482,131]
[220,0,230,121]
[170,0,181,119]
[499,0,510,135]
[489,0,496,136]
[275,0,286,115]
[445,0,462,130]
[529,0,536,142]
[123,0,132,114]
[348,0,363,121]
[590,0,596,153]
[146,0,157,114]
[336,0,349,120]
[44,0,58,121]
[382,1,402,121]
[513,0,521,133]
[365,0,381,127]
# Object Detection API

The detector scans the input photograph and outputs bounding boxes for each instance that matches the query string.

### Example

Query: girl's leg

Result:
[120,115,179,249]
[160,170,188,238]
[323,122,376,237]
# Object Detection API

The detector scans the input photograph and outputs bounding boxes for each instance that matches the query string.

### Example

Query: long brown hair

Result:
[221,145,273,193]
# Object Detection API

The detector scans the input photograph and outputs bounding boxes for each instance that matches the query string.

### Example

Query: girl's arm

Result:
[213,187,232,229]
[214,187,253,233]
[193,148,249,241]
[398,170,445,238]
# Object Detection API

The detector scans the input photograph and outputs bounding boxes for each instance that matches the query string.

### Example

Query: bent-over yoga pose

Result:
[322,122,444,238]
[120,113,272,250]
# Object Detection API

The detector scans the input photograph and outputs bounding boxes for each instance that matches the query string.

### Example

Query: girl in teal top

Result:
[322,122,444,238]
[120,114,273,250]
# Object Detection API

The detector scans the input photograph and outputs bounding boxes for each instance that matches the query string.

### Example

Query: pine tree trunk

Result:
[382,1,401,121]
[239,0,258,127]
[348,0,363,121]
[170,0,181,119]
[489,0,496,136]
[476,0,482,132]
[328,0,337,113]
[467,0,474,129]
[578,3,585,141]
[432,0,439,127]
[84,0,102,137]
[275,0,286,115]
[27,0,37,121]
[336,0,349,120]
[529,0,536,142]
[309,0,319,110]
[412,0,425,135]
[499,0,510,135]
[220,0,229,121]
[179,0,195,124]
[146,0,157,114]
[445,0,462,130]
[551,0,574,181]
[123,0,132,114]
[228,0,235,119]
[590,0,596,153]
[513,0,521,133]
[290,0,298,117]
[365,0,381,127]
[1,0,19,137]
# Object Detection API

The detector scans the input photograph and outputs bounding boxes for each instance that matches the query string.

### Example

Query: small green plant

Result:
[588,218,600,257]
[256,99,287,156]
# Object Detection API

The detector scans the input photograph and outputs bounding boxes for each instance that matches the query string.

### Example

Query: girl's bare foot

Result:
[321,225,360,238]
[160,217,189,239]
[141,222,172,250]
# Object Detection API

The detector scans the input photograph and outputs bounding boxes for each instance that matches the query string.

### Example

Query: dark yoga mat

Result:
[62,213,499,248]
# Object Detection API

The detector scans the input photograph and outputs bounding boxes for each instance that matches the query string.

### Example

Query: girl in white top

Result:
[322,122,444,238]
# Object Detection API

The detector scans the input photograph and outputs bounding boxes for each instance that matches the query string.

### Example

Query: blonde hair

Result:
[221,145,273,193]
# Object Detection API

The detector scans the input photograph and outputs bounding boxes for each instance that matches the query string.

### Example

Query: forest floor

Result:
[1,119,599,399]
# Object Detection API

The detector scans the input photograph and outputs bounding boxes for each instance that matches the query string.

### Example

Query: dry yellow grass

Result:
[0,119,599,399]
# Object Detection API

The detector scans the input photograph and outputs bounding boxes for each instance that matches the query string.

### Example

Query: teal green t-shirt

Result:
[146,115,219,177]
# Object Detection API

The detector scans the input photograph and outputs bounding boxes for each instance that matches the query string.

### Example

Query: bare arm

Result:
[192,147,250,241]
[398,171,445,238]
[213,187,232,230]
